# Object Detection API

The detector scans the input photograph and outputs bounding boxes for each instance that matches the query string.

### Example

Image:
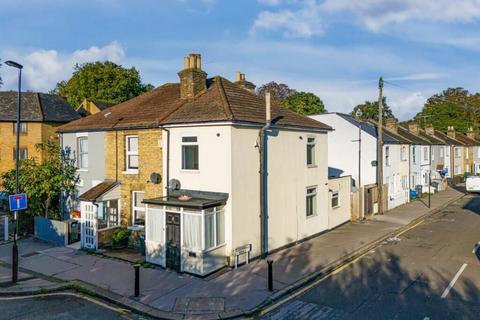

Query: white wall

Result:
[310,114,377,187]
[327,176,351,229]
[383,144,410,209]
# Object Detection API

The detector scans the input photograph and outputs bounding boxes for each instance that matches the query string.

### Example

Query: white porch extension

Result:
[144,190,228,276]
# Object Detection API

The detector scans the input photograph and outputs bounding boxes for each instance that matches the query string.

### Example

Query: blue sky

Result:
[1,0,480,120]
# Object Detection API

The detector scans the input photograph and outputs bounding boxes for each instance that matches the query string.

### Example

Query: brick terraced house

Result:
[0,91,80,179]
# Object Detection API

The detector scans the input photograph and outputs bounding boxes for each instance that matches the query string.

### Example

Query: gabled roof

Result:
[92,100,116,111]
[0,91,81,123]
[58,77,331,133]
[452,132,480,146]
[434,131,465,146]
[331,113,408,144]
[418,130,445,145]
[396,126,430,145]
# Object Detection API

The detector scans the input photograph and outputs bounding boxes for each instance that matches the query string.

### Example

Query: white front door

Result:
[81,201,97,249]
[145,206,165,266]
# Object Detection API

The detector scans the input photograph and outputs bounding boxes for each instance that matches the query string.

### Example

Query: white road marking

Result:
[441,263,468,299]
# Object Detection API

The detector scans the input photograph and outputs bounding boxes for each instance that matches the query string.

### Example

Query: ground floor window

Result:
[204,208,225,250]
[132,191,145,226]
[306,187,317,217]
[97,199,119,229]
[180,206,225,252]
[331,191,339,208]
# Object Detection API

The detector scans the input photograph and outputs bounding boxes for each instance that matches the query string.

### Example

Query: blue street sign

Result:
[9,193,28,211]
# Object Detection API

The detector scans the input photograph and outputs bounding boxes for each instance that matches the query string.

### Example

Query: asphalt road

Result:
[0,294,150,320]
[263,193,480,320]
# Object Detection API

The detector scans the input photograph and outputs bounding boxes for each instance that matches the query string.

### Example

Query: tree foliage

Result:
[0,59,3,87]
[53,61,153,107]
[414,88,480,132]
[283,91,327,115]
[257,81,297,105]
[351,97,396,122]
[1,141,79,219]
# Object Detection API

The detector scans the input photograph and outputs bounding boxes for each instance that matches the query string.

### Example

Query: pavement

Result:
[262,192,480,319]
[0,187,465,319]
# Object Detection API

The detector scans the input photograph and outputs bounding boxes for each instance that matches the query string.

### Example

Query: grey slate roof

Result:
[0,91,80,123]
[335,113,408,144]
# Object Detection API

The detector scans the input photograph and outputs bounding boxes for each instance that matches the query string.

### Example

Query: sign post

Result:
[9,193,27,283]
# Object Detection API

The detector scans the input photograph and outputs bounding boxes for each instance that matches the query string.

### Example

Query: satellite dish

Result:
[150,172,162,184]
[169,179,181,190]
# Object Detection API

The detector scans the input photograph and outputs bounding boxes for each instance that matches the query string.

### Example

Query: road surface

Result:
[263,193,480,320]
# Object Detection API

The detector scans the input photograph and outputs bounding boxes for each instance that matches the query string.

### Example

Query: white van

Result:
[466,176,480,192]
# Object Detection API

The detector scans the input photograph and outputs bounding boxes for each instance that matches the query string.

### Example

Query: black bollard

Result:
[267,260,273,291]
[134,264,140,297]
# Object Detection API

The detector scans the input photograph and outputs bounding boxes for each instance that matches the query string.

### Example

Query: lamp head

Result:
[5,60,23,69]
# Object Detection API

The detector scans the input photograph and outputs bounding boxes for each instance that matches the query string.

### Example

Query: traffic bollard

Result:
[134,264,140,297]
[267,260,273,291]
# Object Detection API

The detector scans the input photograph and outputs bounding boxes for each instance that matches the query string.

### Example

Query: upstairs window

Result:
[331,191,339,208]
[440,147,444,158]
[454,147,461,158]
[423,147,429,162]
[182,136,199,170]
[13,122,27,134]
[306,137,316,166]
[126,135,139,171]
[77,137,88,169]
[401,146,407,161]
[385,146,390,166]
[412,146,416,164]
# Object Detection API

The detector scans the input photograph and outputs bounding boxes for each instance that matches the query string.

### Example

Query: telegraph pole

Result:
[377,77,384,215]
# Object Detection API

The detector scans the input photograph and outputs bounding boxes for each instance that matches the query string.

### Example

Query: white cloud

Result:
[322,0,480,31]
[252,0,323,38]
[1,41,124,92]
[257,0,283,5]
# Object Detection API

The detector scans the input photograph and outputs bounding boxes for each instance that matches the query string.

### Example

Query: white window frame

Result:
[132,191,145,226]
[440,147,444,158]
[181,136,199,171]
[423,147,429,162]
[125,135,139,173]
[466,147,469,159]
[454,147,461,158]
[77,137,88,170]
[306,186,317,217]
[331,191,340,209]
[400,146,407,161]
[13,122,27,134]
[412,146,416,164]
[13,147,28,160]
[306,136,316,167]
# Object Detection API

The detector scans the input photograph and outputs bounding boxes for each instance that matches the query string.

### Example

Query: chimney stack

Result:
[385,118,398,133]
[425,124,434,136]
[234,71,256,93]
[408,122,420,134]
[467,126,475,139]
[178,53,207,100]
[447,126,456,138]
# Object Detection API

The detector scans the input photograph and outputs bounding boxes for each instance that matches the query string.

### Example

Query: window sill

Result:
[180,169,200,173]
[307,164,317,168]
[203,243,226,254]
[331,205,341,210]
[128,225,144,232]
[306,214,318,219]
[122,170,139,175]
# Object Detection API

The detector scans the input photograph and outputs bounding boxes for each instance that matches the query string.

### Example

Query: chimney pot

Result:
[178,53,207,99]
[234,71,256,93]
[385,118,398,133]
[408,122,419,134]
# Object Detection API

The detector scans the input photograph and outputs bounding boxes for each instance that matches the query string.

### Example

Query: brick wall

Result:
[104,129,163,226]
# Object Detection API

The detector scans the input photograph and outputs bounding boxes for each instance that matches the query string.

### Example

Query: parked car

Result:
[466,176,480,193]
[0,192,9,212]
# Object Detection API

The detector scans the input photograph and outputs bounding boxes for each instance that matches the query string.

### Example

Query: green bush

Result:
[111,227,131,248]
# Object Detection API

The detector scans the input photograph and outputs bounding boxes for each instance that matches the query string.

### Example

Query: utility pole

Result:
[377,77,384,215]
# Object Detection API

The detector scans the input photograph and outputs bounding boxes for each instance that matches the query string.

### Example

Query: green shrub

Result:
[111,227,131,248]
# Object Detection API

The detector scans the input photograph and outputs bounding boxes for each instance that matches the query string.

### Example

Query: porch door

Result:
[80,201,97,249]
[365,187,374,215]
[165,212,181,271]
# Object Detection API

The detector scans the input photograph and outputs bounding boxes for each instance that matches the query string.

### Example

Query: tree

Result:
[53,61,153,107]
[351,97,396,122]
[257,81,297,105]
[283,91,327,115]
[0,59,3,87]
[414,88,479,132]
[1,141,79,219]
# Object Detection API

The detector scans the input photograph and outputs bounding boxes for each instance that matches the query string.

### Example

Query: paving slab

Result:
[19,254,78,276]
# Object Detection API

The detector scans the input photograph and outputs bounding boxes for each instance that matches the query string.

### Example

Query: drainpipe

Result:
[161,127,171,197]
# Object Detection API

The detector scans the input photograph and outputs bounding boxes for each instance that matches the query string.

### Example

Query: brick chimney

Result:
[425,124,434,136]
[408,122,420,135]
[385,118,398,133]
[234,72,256,93]
[178,53,207,100]
[467,126,475,139]
[447,126,456,138]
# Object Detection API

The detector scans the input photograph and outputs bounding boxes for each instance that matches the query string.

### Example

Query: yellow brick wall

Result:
[104,129,163,226]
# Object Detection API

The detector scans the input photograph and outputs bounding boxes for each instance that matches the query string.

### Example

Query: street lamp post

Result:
[5,60,23,284]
